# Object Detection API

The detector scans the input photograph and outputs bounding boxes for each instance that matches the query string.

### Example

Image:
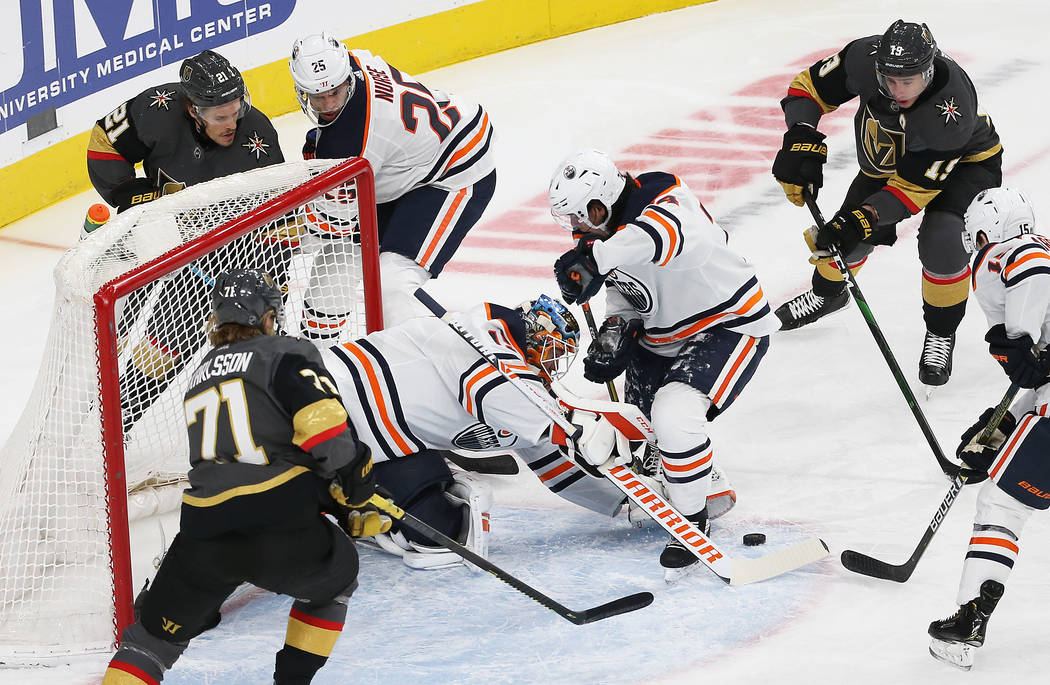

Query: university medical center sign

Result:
[0,0,296,134]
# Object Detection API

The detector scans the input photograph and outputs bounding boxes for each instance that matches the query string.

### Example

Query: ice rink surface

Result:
[2,0,1049,682]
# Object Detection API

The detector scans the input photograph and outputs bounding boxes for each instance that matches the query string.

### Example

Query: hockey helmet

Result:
[962,187,1037,253]
[289,33,355,126]
[210,269,284,330]
[180,50,250,121]
[548,149,626,234]
[875,20,938,97]
[519,294,580,381]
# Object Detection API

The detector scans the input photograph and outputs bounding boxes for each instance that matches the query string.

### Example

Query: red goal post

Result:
[0,157,381,660]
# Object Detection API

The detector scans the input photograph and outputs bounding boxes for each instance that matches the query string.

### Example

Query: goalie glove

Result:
[955,407,1018,484]
[556,410,630,477]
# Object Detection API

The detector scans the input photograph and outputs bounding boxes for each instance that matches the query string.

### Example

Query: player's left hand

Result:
[345,509,392,537]
[955,406,1018,484]
[985,324,1050,388]
[329,443,376,508]
[816,206,876,255]
[554,239,606,305]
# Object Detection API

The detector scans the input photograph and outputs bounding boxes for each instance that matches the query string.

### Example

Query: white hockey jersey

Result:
[970,233,1050,414]
[306,49,495,203]
[320,304,554,463]
[591,172,779,356]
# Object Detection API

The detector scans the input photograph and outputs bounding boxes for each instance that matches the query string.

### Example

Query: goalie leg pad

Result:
[379,251,433,327]
[372,452,493,570]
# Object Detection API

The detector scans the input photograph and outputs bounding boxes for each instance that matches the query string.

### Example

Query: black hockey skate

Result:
[659,509,709,582]
[928,580,1004,671]
[775,288,849,331]
[919,331,955,387]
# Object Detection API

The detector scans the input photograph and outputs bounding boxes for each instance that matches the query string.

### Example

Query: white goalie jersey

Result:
[307,49,496,203]
[320,304,554,463]
[591,172,779,356]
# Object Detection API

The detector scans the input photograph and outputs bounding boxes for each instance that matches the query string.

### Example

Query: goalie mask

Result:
[519,294,580,381]
[548,149,626,235]
[210,269,284,331]
[290,32,355,126]
[962,187,1036,253]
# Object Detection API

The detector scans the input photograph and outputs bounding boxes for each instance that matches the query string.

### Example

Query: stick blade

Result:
[840,549,914,583]
[569,591,655,625]
[729,538,829,585]
[442,450,520,475]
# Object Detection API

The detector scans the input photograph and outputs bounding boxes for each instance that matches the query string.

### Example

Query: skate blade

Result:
[663,562,701,584]
[928,639,974,671]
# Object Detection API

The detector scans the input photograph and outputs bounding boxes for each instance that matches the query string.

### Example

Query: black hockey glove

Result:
[985,324,1050,389]
[554,239,607,305]
[772,124,827,207]
[955,406,1018,484]
[816,206,877,255]
[583,317,644,383]
[329,442,377,509]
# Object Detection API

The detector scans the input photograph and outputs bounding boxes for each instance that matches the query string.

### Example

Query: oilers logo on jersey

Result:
[608,271,654,314]
[453,424,518,451]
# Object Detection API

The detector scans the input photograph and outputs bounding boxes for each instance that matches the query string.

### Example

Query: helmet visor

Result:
[299,80,352,126]
[193,90,251,125]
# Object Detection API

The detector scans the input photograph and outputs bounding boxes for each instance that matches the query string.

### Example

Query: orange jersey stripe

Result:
[444,112,490,171]
[990,415,1036,479]
[711,337,757,404]
[340,343,414,454]
[645,288,765,345]
[419,187,468,266]
[463,365,498,415]
[1003,251,1050,279]
[641,209,678,266]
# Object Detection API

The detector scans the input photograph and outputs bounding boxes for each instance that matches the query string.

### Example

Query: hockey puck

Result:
[743,533,766,546]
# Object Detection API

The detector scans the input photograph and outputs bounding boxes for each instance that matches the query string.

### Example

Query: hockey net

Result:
[0,157,381,660]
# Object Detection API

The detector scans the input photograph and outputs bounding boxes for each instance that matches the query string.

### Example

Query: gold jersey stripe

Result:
[182,465,310,507]
[292,398,349,448]
[88,124,121,155]
[788,71,837,115]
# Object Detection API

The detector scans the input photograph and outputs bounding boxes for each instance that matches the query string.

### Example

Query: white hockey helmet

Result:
[289,32,354,126]
[962,187,1036,253]
[548,149,626,234]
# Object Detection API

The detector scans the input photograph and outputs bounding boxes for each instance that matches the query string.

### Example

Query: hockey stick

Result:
[368,494,653,624]
[840,383,1020,582]
[579,302,620,402]
[415,289,828,584]
[441,450,520,475]
[803,193,960,478]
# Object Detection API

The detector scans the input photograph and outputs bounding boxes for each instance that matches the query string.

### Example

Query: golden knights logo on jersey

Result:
[861,105,905,173]
[452,423,518,450]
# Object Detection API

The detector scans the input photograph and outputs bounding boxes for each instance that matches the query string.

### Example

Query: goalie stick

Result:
[415,289,829,585]
[368,494,653,624]
[803,193,960,478]
[841,383,1020,582]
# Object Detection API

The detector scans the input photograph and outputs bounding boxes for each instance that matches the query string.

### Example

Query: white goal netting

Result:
[0,157,380,660]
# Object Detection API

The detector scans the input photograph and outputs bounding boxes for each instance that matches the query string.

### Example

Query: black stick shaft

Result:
[580,302,619,401]
[803,194,958,477]
[841,384,1020,581]
[369,495,652,624]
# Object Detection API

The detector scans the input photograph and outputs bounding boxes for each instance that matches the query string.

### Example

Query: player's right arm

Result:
[781,38,869,127]
[87,95,156,210]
